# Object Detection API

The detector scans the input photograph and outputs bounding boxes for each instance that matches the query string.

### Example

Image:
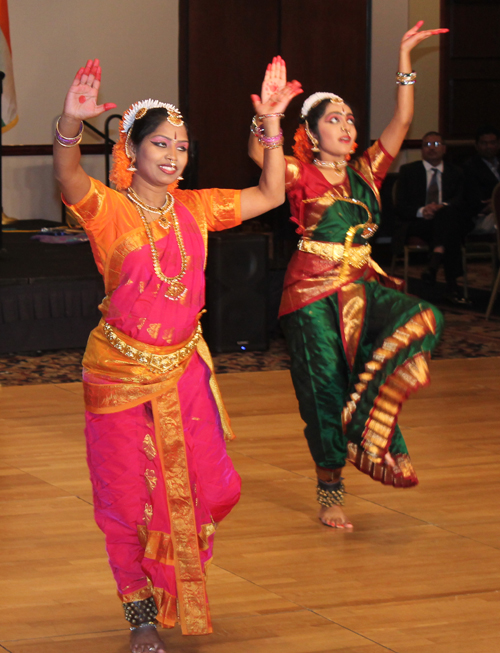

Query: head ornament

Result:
[121,99,184,134]
[301,92,343,118]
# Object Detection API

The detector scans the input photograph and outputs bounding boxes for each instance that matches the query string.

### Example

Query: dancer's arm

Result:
[240,60,302,220]
[53,59,117,205]
[379,21,448,157]
[248,56,295,171]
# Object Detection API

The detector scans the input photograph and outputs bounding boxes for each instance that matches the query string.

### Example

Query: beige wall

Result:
[371,0,442,169]
[370,0,409,140]
[407,0,441,140]
[4,0,178,220]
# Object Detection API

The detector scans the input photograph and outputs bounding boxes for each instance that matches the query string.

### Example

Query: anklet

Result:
[123,596,158,626]
[129,621,157,631]
[316,478,345,507]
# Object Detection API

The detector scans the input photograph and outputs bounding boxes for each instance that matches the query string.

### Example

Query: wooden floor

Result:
[1,358,500,652]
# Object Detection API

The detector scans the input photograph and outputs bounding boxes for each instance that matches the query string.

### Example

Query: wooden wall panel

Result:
[280,0,371,155]
[441,0,500,137]
[179,0,280,189]
[180,1,371,189]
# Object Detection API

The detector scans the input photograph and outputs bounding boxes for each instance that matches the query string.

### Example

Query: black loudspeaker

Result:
[204,232,269,353]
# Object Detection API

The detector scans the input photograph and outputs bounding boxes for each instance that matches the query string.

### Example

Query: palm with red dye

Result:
[401,20,449,53]
[261,55,287,103]
[63,58,117,122]
[251,55,302,117]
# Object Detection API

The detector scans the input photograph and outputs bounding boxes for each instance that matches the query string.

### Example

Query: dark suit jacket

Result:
[392,160,464,253]
[463,155,499,218]
[395,160,463,222]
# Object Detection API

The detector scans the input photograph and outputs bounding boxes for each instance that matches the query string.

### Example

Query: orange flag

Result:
[0,0,17,132]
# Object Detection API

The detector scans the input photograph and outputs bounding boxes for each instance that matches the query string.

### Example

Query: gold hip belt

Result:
[298,238,371,269]
[103,321,202,374]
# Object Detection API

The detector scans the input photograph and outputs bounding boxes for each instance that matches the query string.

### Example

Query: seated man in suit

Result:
[395,131,465,303]
[464,125,500,235]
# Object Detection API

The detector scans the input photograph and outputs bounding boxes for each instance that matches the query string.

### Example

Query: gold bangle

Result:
[55,116,84,147]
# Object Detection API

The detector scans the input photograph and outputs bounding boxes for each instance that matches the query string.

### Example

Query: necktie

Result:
[426,168,439,204]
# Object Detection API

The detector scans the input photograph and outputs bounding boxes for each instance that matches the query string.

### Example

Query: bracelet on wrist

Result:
[395,71,416,86]
[55,116,84,147]
[258,112,285,121]
[254,125,284,149]
[250,115,261,136]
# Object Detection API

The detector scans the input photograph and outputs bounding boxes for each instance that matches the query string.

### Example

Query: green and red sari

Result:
[280,141,443,486]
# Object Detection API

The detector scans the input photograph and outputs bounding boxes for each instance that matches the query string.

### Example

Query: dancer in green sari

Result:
[250,22,448,528]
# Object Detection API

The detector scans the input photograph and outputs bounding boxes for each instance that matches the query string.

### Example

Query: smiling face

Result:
[315,103,357,160]
[133,119,189,186]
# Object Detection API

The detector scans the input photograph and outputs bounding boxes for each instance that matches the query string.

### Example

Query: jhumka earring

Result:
[305,121,320,152]
[125,132,137,172]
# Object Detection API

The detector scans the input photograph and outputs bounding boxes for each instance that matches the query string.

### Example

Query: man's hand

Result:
[422,202,440,219]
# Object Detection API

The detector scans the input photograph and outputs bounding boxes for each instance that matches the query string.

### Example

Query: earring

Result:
[305,122,320,152]
[127,161,137,172]
[177,175,184,181]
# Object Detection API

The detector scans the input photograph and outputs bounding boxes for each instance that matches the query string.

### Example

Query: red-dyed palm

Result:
[400,20,448,53]
[252,80,303,117]
[62,58,117,121]
[251,56,302,117]
[260,55,287,104]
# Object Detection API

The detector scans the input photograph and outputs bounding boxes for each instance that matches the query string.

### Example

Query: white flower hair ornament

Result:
[300,92,344,118]
[121,99,184,134]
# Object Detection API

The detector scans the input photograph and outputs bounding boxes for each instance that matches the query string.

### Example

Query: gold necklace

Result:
[133,201,188,301]
[313,158,347,174]
[127,187,174,231]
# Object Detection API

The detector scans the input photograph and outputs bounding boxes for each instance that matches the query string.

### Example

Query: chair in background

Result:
[390,179,473,296]
[484,182,500,319]
[390,179,430,293]
[462,185,499,302]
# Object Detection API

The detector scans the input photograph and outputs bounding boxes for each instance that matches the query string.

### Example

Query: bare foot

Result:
[130,625,167,653]
[318,505,353,529]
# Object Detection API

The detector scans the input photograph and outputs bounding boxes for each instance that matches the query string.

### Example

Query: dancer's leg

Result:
[281,296,352,528]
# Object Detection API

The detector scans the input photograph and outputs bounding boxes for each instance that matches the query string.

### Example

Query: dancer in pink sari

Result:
[53,59,302,652]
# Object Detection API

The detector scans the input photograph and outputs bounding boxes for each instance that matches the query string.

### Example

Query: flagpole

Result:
[0,71,4,252]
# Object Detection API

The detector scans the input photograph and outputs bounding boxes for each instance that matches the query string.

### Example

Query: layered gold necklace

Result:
[127,187,188,300]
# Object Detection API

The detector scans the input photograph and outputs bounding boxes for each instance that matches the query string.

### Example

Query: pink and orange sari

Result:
[64,178,242,635]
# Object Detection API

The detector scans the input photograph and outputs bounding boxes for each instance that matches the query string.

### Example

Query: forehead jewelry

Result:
[301,92,344,119]
[122,99,184,161]
[122,99,184,134]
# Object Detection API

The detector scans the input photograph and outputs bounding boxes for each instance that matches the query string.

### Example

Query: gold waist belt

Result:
[103,321,202,374]
[298,238,371,269]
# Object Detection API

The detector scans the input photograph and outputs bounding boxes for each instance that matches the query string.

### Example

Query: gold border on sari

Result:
[152,391,212,635]
[347,443,418,488]
[342,308,437,432]
[339,283,366,371]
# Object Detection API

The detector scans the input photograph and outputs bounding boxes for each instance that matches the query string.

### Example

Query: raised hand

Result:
[400,20,449,53]
[260,56,287,105]
[251,56,302,118]
[62,58,117,121]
